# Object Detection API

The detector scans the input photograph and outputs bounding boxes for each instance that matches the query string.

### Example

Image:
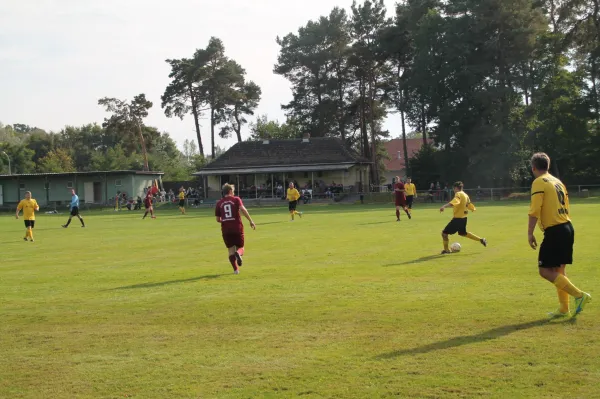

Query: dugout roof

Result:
[195,137,370,176]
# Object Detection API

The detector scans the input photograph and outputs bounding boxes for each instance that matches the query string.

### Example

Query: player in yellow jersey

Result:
[178,187,186,214]
[528,153,591,318]
[439,181,487,254]
[405,177,417,209]
[286,183,303,221]
[16,191,40,242]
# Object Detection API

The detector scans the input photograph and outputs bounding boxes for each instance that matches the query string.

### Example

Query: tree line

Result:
[271,0,600,186]
[2,0,600,186]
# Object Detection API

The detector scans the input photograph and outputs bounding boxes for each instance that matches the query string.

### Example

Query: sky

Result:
[0,0,401,152]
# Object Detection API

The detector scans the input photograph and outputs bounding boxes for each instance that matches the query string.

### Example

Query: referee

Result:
[286,182,303,221]
[62,189,85,228]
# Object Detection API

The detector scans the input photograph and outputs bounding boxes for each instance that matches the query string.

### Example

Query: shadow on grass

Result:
[377,318,569,359]
[257,221,286,226]
[111,274,225,290]
[358,221,395,226]
[383,253,476,266]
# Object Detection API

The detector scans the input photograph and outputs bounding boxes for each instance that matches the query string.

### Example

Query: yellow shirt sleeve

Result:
[17,200,24,211]
[450,194,461,207]
[467,202,476,212]
[528,179,544,219]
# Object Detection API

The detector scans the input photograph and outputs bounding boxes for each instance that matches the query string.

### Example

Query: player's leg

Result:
[441,219,458,254]
[540,224,590,316]
[552,265,570,316]
[441,232,450,254]
[395,205,400,221]
[77,214,85,227]
[234,234,245,267]
[289,202,295,221]
[63,216,72,228]
[403,205,411,219]
[23,220,30,241]
[28,221,35,242]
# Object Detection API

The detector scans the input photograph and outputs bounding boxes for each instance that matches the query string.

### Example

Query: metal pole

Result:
[271,174,274,198]
[311,172,314,200]
[255,174,258,199]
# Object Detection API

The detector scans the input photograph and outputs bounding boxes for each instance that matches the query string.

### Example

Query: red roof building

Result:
[383,138,432,183]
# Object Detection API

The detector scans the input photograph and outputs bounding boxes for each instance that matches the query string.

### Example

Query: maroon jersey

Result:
[394,182,406,201]
[144,194,153,208]
[215,196,244,234]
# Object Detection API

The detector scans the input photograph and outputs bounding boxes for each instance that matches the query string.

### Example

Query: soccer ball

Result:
[450,242,461,252]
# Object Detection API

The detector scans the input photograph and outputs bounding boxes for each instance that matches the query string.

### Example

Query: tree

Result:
[221,79,262,142]
[162,58,207,155]
[98,94,153,171]
[275,8,353,140]
[349,0,391,184]
[247,115,303,141]
[0,142,35,174]
[194,38,246,158]
[37,148,76,173]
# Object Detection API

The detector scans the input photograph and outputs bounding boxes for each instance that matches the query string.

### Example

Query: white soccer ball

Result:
[450,242,461,252]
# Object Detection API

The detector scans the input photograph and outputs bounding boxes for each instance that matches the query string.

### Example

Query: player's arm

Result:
[467,202,476,212]
[215,206,222,223]
[440,196,460,212]
[240,205,256,230]
[15,202,22,219]
[527,182,544,249]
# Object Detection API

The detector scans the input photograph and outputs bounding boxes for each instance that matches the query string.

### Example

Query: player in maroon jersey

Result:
[142,192,156,219]
[215,183,256,274]
[394,176,412,221]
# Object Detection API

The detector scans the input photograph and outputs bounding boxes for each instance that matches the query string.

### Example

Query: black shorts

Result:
[24,220,35,228]
[179,200,185,207]
[443,218,467,235]
[289,200,297,212]
[70,207,79,216]
[406,195,414,208]
[539,222,574,268]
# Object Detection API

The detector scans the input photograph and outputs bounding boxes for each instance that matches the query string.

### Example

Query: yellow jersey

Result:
[18,199,39,220]
[528,173,570,231]
[287,188,300,202]
[405,183,416,196]
[449,191,476,219]
[179,191,185,200]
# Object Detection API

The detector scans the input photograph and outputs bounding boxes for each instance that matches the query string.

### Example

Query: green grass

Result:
[1,200,599,399]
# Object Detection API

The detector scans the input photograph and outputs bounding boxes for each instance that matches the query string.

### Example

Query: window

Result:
[317,171,323,178]
[44,182,50,190]
[303,172,308,178]
[19,183,25,189]
[67,181,73,188]
[397,151,402,160]
[115,179,122,187]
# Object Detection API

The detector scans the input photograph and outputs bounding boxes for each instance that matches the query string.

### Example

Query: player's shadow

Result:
[383,253,475,267]
[111,274,224,290]
[376,318,566,359]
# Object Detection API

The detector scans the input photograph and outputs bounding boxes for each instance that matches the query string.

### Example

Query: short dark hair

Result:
[453,181,464,189]
[531,152,550,171]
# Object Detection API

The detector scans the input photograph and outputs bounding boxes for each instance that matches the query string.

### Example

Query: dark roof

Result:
[198,138,369,173]
[0,170,164,178]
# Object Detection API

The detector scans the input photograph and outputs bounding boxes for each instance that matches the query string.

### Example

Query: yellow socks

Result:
[443,239,449,251]
[553,274,583,298]
[557,287,570,313]
[466,232,481,242]
[26,228,33,240]
[291,213,294,220]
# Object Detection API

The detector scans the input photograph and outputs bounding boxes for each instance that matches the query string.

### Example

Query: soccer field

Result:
[1,201,599,399]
